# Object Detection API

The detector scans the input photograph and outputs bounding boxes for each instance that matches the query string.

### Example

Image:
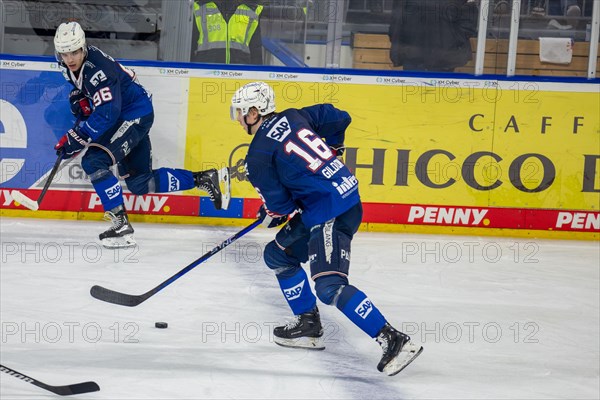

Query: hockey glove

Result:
[329,144,345,160]
[69,89,92,119]
[55,126,90,159]
[257,204,288,228]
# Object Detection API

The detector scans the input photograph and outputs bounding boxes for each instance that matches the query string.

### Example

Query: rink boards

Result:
[1,56,598,238]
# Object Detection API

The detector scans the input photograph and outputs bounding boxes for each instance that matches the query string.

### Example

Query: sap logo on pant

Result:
[341,249,351,261]
[167,172,180,191]
[105,183,122,200]
[89,194,168,212]
[355,298,373,319]
[284,280,306,301]
[121,141,131,157]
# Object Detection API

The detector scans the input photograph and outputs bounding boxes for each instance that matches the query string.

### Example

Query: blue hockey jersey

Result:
[59,45,153,141]
[245,104,361,227]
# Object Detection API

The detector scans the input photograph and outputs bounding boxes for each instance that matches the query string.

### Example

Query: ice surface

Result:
[1,217,598,399]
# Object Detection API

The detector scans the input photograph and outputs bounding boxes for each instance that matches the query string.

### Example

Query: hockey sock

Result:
[276,268,317,315]
[153,168,195,192]
[92,173,124,211]
[336,285,387,338]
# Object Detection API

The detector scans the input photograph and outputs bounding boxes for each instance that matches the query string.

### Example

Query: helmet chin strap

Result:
[244,114,260,135]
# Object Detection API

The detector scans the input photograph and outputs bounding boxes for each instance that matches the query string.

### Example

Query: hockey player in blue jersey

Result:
[52,22,230,248]
[230,82,423,376]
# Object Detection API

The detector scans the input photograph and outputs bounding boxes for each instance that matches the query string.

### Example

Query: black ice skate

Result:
[193,167,230,210]
[376,323,423,376]
[273,307,325,350]
[99,206,136,249]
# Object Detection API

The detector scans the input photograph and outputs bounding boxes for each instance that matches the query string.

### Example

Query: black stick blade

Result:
[90,285,147,307]
[41,381,100,396]
[90,220,262,307]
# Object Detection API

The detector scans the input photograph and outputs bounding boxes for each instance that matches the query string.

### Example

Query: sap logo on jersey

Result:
[266,117,292,143]
[355,298,373,319]
[284,280,306,301]
[167,172,180,191]
[105,182,122,200]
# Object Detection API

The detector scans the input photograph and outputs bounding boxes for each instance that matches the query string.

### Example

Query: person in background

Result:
[531,0,581,17]
[53,21,230,249]
[388,0,478,72]
[531,0,583,28]
[549,0,582,26]
[191,0,264,65]
[230,81,423,376]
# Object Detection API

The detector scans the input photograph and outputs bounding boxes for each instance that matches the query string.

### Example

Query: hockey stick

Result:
[0,364,100,396]
[90,219,262,306]
[11,154,62,211]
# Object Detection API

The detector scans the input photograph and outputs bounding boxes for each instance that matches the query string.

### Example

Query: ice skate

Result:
[99,206,136,249]
[376,323,423,376]
[273,307,325,350]
[194,167,230,210]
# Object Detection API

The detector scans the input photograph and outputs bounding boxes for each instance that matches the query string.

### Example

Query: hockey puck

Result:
[155,322,168,329]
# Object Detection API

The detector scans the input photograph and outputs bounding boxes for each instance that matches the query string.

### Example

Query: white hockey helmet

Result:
[230,81,276,121]
[54,21,86,54]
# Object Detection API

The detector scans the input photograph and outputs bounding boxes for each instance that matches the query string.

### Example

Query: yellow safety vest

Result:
[193,2,263,64]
